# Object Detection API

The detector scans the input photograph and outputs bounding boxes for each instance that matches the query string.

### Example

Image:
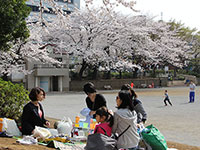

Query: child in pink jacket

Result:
[93,106,113,136]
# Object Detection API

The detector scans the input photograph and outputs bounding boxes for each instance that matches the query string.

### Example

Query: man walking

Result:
[189,80,196,103]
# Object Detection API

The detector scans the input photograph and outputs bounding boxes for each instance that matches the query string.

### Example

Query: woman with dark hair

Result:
[83,82,107,116]
[121,84,147,124]
[112,90,140,150]
[21,87,50,135]
[81,82,107,125]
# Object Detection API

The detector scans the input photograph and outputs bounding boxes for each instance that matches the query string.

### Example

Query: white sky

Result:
[80,0,200,30]
[134,0,200,30]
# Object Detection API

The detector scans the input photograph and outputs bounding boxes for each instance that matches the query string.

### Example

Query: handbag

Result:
[141,124,167,150]
[85,125,130,150]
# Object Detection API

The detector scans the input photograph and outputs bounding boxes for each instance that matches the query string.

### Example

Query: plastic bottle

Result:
[75,114,80,127]
[75,114,80,124]
[90,119,93,129]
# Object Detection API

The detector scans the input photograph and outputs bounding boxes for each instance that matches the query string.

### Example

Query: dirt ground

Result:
[1,137,200,150]
[0,117,200,150]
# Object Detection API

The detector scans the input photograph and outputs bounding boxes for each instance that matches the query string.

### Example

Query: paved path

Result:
[42,86,200,147]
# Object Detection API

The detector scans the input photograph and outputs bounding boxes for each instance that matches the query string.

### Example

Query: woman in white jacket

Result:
[112,90,140,150]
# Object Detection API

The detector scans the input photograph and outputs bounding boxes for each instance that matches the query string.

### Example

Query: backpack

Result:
[141,124,167,150]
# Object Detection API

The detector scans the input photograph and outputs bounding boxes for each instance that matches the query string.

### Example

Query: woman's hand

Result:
[45,121,50,127]
[108,109,114,115]
[89,110,96,116]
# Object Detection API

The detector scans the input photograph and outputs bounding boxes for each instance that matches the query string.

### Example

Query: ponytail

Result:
[107,111,114,127]
[95,106,114,127]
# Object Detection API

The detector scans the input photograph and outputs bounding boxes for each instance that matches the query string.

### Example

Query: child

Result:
[93,106,113,136]
[164,90,172,106]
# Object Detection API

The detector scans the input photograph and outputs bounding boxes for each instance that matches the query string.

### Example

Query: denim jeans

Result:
[189,91,195,102]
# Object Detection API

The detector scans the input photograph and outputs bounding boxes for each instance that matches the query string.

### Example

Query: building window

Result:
[56,57,63,62]
[27,4,71,14]
[55,0,74,4]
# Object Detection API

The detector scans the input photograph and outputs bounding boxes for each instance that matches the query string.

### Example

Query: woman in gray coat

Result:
[121,84,147,124]
[112,90,140,150]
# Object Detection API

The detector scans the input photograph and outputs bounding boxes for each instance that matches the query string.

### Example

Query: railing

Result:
[34,64,68,69]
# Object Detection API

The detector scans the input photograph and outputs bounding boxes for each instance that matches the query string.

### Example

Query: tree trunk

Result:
[133,68,138,78]
[92,67,98,79]
[106,71,111,79]
[152,67,156,78]
[78,59,87,80]
[173,68,177,77]
[119,71,122,79]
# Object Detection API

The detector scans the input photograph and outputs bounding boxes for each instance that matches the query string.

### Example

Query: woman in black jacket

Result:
[83,82,107,117]
[21,87,50,135]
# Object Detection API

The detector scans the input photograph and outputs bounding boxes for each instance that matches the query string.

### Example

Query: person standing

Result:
[21,87,50,135]
[163,90,172,106]
[189,81,196,103]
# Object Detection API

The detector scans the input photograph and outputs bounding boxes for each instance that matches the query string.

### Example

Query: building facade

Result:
[26,54,70,92]
[24,0,80,92]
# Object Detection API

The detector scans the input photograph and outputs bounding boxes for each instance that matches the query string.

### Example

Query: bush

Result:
[0,78,29,122]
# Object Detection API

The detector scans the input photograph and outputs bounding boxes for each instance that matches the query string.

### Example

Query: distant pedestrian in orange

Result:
[131,82,134,88]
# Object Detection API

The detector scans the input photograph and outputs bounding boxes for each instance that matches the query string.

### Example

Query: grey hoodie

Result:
[112,108,140,149]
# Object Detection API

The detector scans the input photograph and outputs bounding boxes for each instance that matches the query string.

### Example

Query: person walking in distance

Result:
[163,90,172,106]
[189,80,196,103]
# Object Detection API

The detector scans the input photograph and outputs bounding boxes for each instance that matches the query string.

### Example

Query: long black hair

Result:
[121,84,137,99]
[95,106,114,127]
[117,90,134,111]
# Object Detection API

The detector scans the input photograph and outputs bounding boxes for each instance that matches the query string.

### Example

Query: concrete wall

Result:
[196,78,200,85]
[69,78,168,91]
[25,55,70,92]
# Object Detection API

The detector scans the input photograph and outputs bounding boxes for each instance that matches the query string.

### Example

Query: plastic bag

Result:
[57,117,73,136]
[3,118,21,136]
[141,124,168,150]
[16,135,38,145]
[49,128,59,136]
[0,118,7,132]
[80,108,92,126]
[33,126,52,140]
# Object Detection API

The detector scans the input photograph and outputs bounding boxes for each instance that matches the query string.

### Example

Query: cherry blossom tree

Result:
[0,0,190,80]
[41,6,190,79]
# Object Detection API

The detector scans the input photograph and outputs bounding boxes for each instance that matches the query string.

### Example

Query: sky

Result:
[80,0,200,30]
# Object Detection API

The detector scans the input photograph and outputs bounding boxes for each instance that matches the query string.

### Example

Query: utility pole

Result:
[161,12,163,21]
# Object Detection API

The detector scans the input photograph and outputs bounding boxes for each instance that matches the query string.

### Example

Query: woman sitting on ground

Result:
[121,84,147,124]
[112,90,140,150]
[21,87,50,135]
